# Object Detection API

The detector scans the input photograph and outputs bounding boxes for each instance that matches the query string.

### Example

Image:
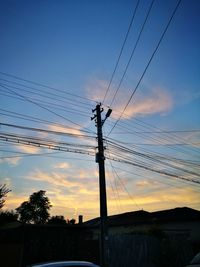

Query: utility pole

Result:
[91,103,112,267]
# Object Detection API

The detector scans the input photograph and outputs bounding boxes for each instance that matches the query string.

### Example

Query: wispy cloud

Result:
[123,87,173,118]
[135,179,160,189]
[4,170,200,221]
[26,170,76,188]
[26,168,99,193]
[47,124,83,136]
[86,79,173,119]
[107,185,200,214]
[22,169,100,220]
[54,162,71,169]
[0,157,21,166]
[16,144,41,154]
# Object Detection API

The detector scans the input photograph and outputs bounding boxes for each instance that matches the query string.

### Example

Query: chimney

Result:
[78,215,83,224]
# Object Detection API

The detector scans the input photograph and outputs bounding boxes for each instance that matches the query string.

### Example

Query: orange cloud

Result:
[47,124,83,136]
[86,79,173,119]
[16,144,41,154]
[124,87,173,118]
[54,162,71,169]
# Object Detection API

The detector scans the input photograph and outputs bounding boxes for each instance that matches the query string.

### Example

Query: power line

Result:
[0,131,95,149]
[109,0,155,107]
[0,89,91,119]
[107,156,200,186]
[0,71,96,104]
[110,160,141,210]
[0,122,95,140]
[0,108,91,134]
[106,136,200,167]
[104,106,200,158]
[106,139,200,177]
[115,118,200,155]
[111,129,200,134]
[108,0,182,136]
[111,165,200,193]
[0,146,94,162]
[105,137,141,210]
[1,83,94,133]
[0,79,93,111]
[0,133,96,156]
[102,0,140,104]
[0,81,92,112]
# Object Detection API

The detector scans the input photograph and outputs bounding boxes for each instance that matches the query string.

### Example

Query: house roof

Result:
[85,207,200,227]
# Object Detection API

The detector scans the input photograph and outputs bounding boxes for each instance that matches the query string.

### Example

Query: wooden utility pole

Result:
[91,103,112,267]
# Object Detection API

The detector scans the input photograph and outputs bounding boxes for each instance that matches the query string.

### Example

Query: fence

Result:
[108,234,194,267]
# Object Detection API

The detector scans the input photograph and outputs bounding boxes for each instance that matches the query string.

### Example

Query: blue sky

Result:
[0,0,200,221]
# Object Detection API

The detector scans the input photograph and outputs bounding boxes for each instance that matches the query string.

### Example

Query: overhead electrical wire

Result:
[0,89,91,119]
[122,115,200,148]
[114,118,200,155]
[102,0,140,104]
[107,147,200,181]
[106,136,200,169]
[106,139,200,177]
[0,132,96,156]
[107,106,199,145]
[0,131,95,149]
[0,149,95,162]
[0,145,95,162]
[109,159,141,210]
[0,122,96,140]
[0,71,96,104]
[107,156,200,186]
[108,0,182,136]
[104,139,200,188]
[0,83,91,117]
[111,129,200,134]
[0,79,93,110]
[104,137,141,210]
[1,122,198,187]
[105,161,122,214]
[111,165,200,193]
[109,0,155,107]
[0,109,94,136]
[0,83,95,134]
[105,113,200,158]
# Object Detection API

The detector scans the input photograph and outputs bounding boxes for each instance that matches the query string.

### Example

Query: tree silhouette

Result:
[0,210,18,225]
[47,215,67,225]
[69,218,76,225]
[16,190,52,224]
[0,184,11,209]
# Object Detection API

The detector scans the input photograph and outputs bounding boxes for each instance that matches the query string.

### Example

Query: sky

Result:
[0,0,200,222]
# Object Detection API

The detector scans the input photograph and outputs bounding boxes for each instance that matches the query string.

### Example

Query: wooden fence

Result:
[108,234,194,267]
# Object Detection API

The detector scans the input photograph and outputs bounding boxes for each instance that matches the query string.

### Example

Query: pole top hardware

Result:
[102,108,112,126]
[105,108,112,118]
[91,115,96,121]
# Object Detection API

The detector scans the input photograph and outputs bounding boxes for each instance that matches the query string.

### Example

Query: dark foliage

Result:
[0,184,11,209]
[69,218,76,225]
[47,215,67,225]
[0,210,18,225]
[16,190,52,224]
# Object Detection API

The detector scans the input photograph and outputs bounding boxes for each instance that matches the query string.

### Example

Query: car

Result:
[27,261,100,267]
[186,252,200,267]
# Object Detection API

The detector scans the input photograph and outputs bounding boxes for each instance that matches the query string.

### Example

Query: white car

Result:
[27,261,100,267]
[186,252,200,267]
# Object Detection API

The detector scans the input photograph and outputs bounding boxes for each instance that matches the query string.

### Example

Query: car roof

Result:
[29,261,100,267]
[191,252,200,264]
